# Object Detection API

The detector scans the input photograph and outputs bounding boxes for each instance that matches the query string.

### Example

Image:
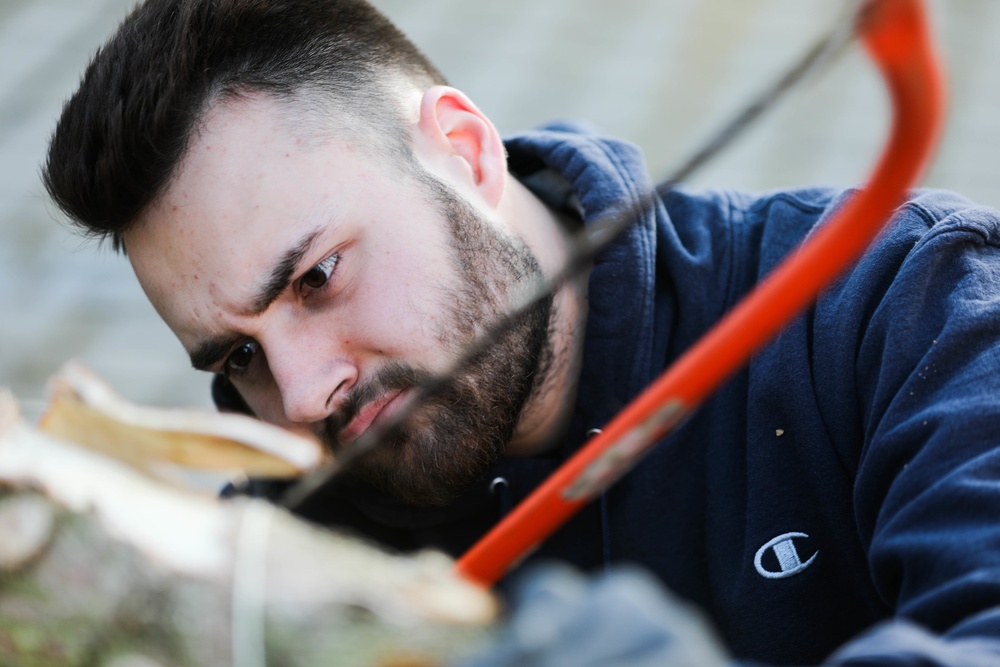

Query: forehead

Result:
[171,94,363,211]
[122,95,387,334]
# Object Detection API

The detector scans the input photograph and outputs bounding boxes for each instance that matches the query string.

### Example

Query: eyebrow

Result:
[248,228,323,315]
[186,228,323,372]
[189,334,242,372]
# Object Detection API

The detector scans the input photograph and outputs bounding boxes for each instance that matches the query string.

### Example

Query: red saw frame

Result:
[457,0,946,587]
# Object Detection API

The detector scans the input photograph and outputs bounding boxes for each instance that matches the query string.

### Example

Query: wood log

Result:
[37,361,326,479]
[0,368,497,667]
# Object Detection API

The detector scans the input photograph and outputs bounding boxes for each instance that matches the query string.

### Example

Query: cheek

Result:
[353,262,457,358]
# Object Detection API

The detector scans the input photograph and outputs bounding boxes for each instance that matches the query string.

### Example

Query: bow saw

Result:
[282,0,946,589]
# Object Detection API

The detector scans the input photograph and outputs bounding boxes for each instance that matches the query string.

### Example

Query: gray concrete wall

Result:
[2,0,998,416]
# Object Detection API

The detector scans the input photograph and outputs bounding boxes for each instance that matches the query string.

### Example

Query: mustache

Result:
[320,361,425,446]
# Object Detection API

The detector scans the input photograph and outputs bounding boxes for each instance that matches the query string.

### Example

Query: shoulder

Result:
[662,185,838,221]
[664,186,845,258]
[814,189,1000,338]
[850,189,1000,302]
[895,189,1000,248]
[716,186,1000,242]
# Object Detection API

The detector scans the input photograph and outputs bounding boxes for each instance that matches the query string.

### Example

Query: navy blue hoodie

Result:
[223,123,1000,665]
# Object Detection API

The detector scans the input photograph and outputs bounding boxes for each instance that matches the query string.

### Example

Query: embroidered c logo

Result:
[754,532,818,579]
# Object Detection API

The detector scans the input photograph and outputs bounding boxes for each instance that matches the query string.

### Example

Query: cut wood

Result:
[0,376,497,667]
[37,361,326,479]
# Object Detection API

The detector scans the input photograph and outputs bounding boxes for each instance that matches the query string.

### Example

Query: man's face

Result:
[125,96,551,506]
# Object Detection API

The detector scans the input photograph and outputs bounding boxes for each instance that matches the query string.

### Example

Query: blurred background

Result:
[2,0,998,417]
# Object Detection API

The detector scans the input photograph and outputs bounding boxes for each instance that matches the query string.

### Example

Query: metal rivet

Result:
[586,428,603,438]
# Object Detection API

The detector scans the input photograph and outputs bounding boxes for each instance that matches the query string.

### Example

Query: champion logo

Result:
[754,532,817,579]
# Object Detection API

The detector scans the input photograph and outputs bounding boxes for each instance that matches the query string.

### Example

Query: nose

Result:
[260,327,357,425]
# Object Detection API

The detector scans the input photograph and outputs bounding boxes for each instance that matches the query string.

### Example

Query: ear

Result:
[414,86,507,208]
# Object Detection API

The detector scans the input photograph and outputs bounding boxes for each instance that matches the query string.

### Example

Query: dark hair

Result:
[43,0,446,251]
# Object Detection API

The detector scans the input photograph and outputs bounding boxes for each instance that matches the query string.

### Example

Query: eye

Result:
[226,341,258,377]
[300,253,340,293]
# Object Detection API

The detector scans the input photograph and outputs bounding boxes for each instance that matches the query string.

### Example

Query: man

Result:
[44,0,1000,665]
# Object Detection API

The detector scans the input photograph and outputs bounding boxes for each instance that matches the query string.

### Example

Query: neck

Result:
[499,176,589,455]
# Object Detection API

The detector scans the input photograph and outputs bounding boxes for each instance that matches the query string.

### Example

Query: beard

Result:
[320,173,554,507]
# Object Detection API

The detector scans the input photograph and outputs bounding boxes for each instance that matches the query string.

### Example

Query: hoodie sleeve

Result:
[824,192,1000,665]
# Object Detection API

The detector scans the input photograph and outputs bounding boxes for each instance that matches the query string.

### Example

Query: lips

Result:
[339,389,405,443]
